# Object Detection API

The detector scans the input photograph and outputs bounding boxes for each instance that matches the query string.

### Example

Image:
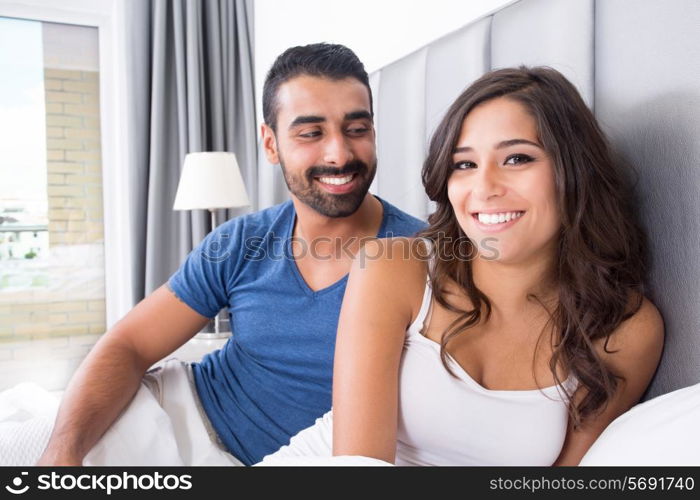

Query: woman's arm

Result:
[332,238,427,463]
[553,298,664,465]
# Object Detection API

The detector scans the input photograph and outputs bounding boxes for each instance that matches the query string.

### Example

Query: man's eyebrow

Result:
[453,138,543,153]
[345,110,372,121]
[289,115,325,129]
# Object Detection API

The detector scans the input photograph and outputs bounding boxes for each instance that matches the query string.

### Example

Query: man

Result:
[37,43,425,466]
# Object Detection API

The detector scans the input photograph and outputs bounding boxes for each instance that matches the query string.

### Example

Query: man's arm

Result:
[36,284,210,465]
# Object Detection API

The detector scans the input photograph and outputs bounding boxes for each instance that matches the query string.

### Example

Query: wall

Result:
[44,65,106,336]
[45,68,103,247]
[253,0,515,125]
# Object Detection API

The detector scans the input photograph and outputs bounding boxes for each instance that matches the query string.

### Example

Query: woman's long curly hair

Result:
[418,66,646,426]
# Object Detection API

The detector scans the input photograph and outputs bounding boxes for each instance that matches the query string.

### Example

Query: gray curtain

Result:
[124,0,257,302]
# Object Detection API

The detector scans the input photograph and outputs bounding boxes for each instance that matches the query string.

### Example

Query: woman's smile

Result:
[470,210,526,232]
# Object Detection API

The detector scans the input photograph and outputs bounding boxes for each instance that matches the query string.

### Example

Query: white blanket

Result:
[258,410,393,466]
[0,379,385,467]
[256,455,392,466]
[0,361,240,466]
[0,383,59,466]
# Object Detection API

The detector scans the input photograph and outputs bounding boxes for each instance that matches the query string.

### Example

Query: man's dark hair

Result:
[262,43,373,131]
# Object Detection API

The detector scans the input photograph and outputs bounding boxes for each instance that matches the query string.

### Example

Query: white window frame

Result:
[0,0,133,327]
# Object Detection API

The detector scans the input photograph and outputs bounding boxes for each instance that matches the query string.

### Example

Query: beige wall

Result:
[45,68,103,247]
[44,67,106,338]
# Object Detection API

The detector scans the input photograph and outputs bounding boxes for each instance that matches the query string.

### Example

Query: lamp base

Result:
[195,312,231,340]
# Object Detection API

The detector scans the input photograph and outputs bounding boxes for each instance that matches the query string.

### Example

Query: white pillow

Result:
[580,382,700,465]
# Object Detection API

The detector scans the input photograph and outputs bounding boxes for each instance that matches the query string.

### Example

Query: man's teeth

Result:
[476,211,524,225]
[318,175,354,185]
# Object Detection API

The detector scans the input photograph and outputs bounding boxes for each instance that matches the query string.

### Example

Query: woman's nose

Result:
[472,164,506,200]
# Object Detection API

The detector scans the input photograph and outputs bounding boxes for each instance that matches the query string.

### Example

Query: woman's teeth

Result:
[476,211,525,225]
[318,174,354,185]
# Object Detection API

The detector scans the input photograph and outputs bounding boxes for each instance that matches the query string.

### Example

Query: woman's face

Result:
[447,97,560,265]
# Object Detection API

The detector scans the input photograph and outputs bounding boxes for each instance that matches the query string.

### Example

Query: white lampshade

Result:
[173,152,250,210]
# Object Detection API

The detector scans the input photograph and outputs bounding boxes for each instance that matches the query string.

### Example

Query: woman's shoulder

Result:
[353,237,431,320]
[609,297,664,347]
[597,296,664,374]
[355,237,431,276]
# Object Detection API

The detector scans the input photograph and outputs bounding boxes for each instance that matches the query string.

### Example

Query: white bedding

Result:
[0,382,59,466]
[0,363,240,466]
[0,381,390,467]
[6,379,696,466]
[580,382,700,465]
[256,456,392,466]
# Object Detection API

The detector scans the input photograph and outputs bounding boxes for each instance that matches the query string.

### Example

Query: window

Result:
[0,17,105,389]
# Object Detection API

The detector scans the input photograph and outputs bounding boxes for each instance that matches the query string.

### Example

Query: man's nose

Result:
[322,132,354,166]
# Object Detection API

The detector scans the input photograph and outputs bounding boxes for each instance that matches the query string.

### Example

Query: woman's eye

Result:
[504,154,534,166]
[452,161,476,170]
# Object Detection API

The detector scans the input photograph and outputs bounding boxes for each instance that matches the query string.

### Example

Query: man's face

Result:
[262,75,377,218]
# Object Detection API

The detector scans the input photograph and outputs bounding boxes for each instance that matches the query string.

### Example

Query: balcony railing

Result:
[0,225,48,261]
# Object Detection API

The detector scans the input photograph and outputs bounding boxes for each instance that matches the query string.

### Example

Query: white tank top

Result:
[394,274,577,466]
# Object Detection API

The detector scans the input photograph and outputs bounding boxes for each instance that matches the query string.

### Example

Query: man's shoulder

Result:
[216,199,294,239]
[377,196,428,236]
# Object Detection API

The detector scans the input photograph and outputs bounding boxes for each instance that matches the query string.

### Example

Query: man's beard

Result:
[279,158,377,218]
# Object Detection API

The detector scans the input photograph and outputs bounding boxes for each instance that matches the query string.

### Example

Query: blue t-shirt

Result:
[168,196,426,465]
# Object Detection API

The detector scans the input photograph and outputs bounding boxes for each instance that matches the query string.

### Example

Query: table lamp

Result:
[173,152,250,338]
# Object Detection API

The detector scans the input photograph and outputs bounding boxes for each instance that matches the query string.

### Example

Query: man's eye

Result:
[452,161,476,170]
[347,127,370,135]
[299,131,321,138]
[504,154,534,165]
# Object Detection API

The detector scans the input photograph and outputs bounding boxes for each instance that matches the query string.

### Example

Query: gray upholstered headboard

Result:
[369,0,700,400]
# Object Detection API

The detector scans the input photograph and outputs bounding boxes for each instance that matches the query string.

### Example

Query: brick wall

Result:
[43,68,106,338]
[45,68,103,247]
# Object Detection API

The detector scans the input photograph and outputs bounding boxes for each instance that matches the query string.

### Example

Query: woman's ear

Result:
[261,123,279,164]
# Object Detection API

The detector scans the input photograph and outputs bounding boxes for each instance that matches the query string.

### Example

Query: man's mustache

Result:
[306,160,368,180]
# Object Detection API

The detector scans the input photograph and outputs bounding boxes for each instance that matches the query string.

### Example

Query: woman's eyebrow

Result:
[495,138,543,149]
[453,138,543,153]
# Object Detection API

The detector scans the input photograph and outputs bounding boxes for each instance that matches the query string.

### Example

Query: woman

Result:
[261,67,664,466]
